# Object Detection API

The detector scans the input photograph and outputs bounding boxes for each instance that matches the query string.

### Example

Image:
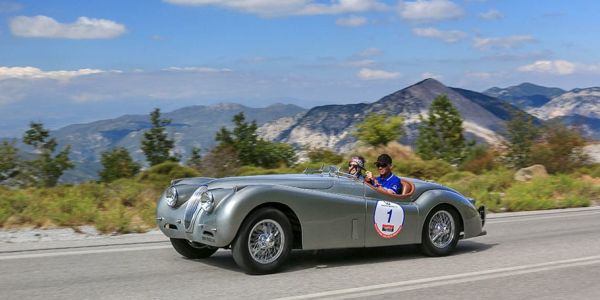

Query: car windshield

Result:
[303,165,357,180]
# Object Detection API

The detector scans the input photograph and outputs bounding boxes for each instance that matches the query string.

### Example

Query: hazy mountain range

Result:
[484,83,600,139]
[4,79,599,182]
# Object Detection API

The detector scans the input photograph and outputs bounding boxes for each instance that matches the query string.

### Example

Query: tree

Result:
[215,112,296,168]
[22,122,73,187]
[531,121,590,173]
[200,145,241,178]
[416,95,468,164]
[186,147,203,171]
[0,141,20,184]
[503,109,540,168]
[141,108,178,166]
[99,147,141,182]
[353,112,404,147]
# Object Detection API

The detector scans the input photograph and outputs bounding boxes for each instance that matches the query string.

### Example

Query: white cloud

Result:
[336,15,368,27]
[479,9,503,20]
[10,15,126,39]
[163,67,233,72]
[473,35,535,49]
[164,0,388,17]
[517,60,576,75]
[398,0,463,22]
[412,27,466,43]
[358,68,400,80]
[0,66,108,80]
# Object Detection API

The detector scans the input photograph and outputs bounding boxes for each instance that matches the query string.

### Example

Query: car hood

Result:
[175,174,335,190]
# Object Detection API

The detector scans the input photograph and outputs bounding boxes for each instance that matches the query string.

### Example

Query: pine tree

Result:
[22,122,73,187]
[416,95,468,164]
[0,141,20,184]
[503,109,539,168]
[353,112,404,147]
[99,147,141,182]
[141,108,178,166]
[215,112,296,168]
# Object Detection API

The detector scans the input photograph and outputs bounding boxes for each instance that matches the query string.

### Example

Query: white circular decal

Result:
[373,201,405,239]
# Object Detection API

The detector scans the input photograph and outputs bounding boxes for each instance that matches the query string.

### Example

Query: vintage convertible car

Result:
[156,166,486,274]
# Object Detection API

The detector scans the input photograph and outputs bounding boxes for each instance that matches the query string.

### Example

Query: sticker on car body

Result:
[373,201,405,238]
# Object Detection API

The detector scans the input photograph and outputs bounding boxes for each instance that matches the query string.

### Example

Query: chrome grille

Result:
[184,197,200,230]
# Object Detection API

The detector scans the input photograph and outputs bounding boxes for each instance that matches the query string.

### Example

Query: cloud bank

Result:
[10,15,127,39]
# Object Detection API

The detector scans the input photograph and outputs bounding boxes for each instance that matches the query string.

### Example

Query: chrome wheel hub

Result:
[428,210,455,248]
[248,219,284,264]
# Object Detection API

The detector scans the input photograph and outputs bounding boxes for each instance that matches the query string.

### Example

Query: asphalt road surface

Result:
[2,207,600,300]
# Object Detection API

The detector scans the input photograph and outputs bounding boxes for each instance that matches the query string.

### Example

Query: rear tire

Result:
[232,208,293,275]
[170,238,218,259]
[420,206,460,257]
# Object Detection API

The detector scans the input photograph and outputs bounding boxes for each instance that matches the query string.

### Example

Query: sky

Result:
[1,0,599,137]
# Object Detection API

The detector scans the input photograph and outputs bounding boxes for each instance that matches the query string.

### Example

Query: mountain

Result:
[483,82,565,110]
[529,87,600,120]
[37,103,306,182]
[527,87,600,141]
[262,78,524,152]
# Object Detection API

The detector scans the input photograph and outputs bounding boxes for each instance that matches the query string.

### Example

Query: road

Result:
[2,207,600,300]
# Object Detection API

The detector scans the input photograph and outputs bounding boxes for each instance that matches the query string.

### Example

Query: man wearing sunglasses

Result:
[365,154,401,194]
[347,156,366,181]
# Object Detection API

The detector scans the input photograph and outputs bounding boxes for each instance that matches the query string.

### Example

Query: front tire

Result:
[170,238,218,259]
[420,206,460,257]
[232,208,293,275]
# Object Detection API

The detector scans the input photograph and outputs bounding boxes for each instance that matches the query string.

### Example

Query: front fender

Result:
[414,189,483,242]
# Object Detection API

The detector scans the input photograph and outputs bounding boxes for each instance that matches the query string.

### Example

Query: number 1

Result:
[387,209,392,223]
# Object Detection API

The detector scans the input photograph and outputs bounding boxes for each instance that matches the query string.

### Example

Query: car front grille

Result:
[184,197,200,231]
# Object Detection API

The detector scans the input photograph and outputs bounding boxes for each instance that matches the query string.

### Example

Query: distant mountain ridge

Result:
[7,79,599,183]
[261,78,524,152]
[485,83,600,141]
[483,82,565,110]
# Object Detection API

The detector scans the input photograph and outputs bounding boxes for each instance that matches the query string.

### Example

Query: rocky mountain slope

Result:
[529,87,600,120]
[483,82,565,110]
[261,78,523,152]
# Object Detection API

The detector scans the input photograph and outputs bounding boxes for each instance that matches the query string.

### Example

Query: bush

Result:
[307,147,344,164]
[439,169,514,212]
[394,159,455,180]
[460,145,497,174]
[137,161,199,186]
[503,175,596,211]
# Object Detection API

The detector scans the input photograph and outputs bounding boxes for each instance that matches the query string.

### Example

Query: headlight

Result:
[165,186,178,207]
[188,186,215,213]
[200,190,215,213]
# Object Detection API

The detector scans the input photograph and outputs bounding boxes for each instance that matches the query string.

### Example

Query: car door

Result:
[363,183,420,247]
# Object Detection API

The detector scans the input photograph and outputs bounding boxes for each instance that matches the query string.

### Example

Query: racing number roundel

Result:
[374,201,405,238]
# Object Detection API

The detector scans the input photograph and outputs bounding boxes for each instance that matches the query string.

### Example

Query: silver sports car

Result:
[156,166,486,274]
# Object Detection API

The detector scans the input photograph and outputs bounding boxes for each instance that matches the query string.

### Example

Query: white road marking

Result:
[0,245,172,260]
[487,211,600,224]
[275,255,600,300]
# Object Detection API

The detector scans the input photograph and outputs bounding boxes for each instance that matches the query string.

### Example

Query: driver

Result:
[347,156,366,181]
[365,154,401,194]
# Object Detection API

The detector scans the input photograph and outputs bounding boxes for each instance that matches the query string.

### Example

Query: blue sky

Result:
[1,0,599,137]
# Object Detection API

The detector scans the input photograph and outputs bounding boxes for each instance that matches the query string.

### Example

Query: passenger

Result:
[347,156,366,181]
[365,154,402,194]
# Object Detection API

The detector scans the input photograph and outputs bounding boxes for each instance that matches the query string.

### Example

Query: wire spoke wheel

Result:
[428,210,455,249]
[248,219,285,264]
